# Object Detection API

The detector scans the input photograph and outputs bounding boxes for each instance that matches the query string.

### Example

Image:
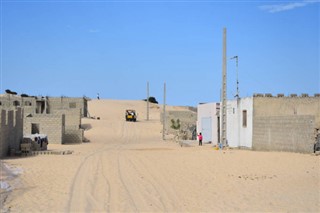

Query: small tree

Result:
[171,119,181,130]
[5,89,17,95]
[170,119,181,142]
[21,94,29,97]
[143,97,158,104]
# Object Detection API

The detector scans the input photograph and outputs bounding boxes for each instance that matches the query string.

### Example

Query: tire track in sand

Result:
[67,120,139,212]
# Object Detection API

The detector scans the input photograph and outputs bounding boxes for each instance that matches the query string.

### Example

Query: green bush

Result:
[171,119,181,130]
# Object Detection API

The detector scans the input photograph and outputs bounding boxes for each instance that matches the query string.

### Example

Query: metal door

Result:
[201,117,212,143]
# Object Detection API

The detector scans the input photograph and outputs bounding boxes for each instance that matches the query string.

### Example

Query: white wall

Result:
[226,97,253,148]
[197,103,219,144]
[197,98,253,148]
[240,97,253,148]
[226,100,238,147]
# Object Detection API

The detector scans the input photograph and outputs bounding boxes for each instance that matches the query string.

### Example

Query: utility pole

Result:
[221,28,227,148]
[162,82,166,140]
[147,81,149,121]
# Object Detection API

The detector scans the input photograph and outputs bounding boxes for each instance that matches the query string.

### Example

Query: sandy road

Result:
[65,100,320,212]
[67,107,173,212]
[2,100,319,212]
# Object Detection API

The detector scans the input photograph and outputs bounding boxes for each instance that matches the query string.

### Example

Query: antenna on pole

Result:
[230,56,239,99]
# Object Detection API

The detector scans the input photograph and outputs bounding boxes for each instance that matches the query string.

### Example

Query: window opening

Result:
[32,123,40,134]
[242,110,247,127]
[13,101,20,106]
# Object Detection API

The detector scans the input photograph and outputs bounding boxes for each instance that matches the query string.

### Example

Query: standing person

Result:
[198,132,203,146]
[97,93,100,100]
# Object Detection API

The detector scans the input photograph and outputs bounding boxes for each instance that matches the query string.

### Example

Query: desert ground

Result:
[1,99,319,212]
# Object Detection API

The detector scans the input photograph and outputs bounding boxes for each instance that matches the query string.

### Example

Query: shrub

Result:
[5,89,17,95]
[171,119,181,130]
[143,97,158,104]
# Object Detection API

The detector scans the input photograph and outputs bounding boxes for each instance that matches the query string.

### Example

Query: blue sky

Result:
[1,0,319,106]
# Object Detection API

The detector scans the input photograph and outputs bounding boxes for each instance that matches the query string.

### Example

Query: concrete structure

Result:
[0,94,88,147]
[197,103,220,144]
[226,97,253,148]
[24,113,65,144]
[0,95,36,115]
[197,98,253,147]
[47,97,88,117]
[252,95,319,153]
[197,94,320,153]
[0,94,88,117]
[55,108,83,144]
[0,108,23,158]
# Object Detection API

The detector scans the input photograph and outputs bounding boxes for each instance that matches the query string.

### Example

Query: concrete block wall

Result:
[55,108,81,130]
[0,95,36,115]
[24,113,65,144]
[253,96,320,128]
[0,108,23,158]
[1,94,86,145]
[252,115,315,153]
[0,110,9,157]
[48,97,88,117]
[64,128,84,144]
[0,95,88,117]
[253,96,319,153]
[55,109,83,143]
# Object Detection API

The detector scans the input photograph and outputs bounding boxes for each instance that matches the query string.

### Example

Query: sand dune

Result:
[1,99,319,212]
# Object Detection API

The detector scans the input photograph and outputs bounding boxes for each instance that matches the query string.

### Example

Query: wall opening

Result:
[25,101,32,106]
[242,110,247,127]
[36,101,45,114]
[31,123,40,134]
[13,100,20,106]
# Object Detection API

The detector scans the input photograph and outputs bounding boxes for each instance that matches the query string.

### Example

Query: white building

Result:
[226,97,253,148]
[198,95,319,153]
[197,103,220,144]
[197,97,253,148]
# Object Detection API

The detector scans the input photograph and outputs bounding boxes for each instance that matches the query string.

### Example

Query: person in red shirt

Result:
[198,132,203,146]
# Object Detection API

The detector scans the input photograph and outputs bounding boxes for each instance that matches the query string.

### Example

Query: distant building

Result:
[197,94,320,153]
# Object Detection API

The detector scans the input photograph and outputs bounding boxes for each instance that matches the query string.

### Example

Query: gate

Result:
[201,117,212,143]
